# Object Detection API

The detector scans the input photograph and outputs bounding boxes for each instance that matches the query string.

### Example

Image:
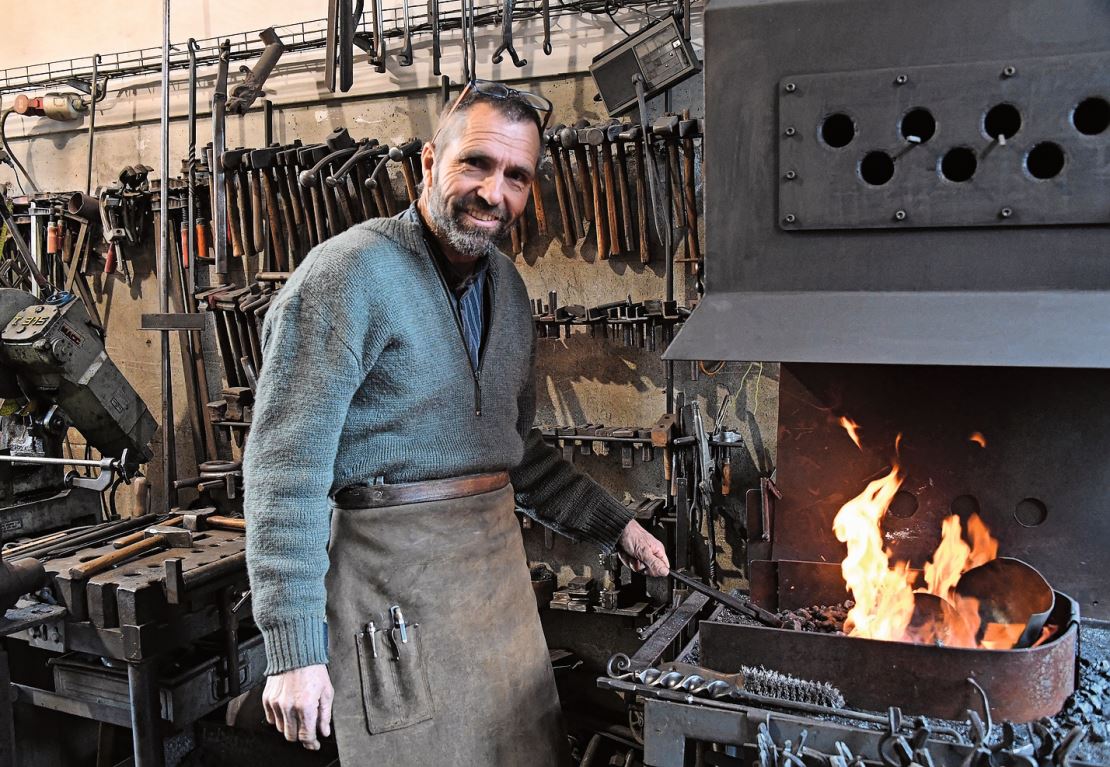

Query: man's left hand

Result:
[617,520,670,577]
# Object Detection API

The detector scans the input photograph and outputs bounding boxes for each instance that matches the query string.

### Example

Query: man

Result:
[244,80,670,765]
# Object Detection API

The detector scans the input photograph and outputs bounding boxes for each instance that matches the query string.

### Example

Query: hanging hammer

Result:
[579,125,610,258]
[651,116,686,232]
[546,125,582,241]
[619,124,651,264]
[395,139,424,203]
[678,117,702,265]
[559,123,593,225]
[610,122,635,257]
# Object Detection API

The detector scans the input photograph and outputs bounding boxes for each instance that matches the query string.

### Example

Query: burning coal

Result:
[832,426,1038,650]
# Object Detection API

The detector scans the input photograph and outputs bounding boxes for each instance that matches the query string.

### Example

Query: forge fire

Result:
[832,429,1049,651]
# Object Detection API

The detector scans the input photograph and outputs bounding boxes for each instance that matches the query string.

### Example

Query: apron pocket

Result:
[354,623,435,734]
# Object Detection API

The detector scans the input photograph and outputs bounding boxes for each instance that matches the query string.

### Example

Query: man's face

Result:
[421,102,541,259]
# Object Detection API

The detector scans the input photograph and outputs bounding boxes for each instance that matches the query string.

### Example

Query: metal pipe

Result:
[85,54,100,195]
[127,661,165,767]
[160,0,177,514]
[211,40,231,277]
[0,455,117,469]
[186,40,199,297]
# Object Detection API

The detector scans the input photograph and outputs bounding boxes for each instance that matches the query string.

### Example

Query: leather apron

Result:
[326,482,569,766]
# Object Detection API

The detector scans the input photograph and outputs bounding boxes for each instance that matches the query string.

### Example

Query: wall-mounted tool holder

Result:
[0,0,685,96]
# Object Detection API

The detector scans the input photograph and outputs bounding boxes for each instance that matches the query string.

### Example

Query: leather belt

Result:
[332,471,510,510]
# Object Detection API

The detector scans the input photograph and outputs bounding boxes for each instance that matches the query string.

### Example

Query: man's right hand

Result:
[262,664,334,750]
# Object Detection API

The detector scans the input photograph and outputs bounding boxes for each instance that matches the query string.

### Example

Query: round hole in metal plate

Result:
[208,543,220,548]
[1014,497,1048,527]
[860,151,894,186]
[984,103,1021,141]
[950,494,981,519]
[147,563,160,568]
[940,147,977,182]
[1025,142,1065,179]
[191,549,204,554]
[900,107,936,143]
[888,490,918,518]
[1073,97,1109,136]
[820,112,856,148]
[123,571,140,577]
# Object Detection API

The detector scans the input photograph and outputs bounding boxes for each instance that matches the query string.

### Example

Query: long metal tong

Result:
[669,568,783,627]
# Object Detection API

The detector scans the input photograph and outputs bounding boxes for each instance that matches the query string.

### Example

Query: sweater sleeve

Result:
[509,332,634,552]
[243,295,369,675]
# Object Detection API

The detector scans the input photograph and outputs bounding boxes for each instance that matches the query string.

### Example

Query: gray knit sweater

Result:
[243,212,635,674]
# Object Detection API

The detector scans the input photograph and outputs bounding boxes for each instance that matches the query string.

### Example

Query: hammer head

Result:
[558,127,579,149]
[326,127,356,152]
[606,124,624,141]
[247,147,278,169]
[145,525,196,548]
[221,148,250,171]
[183,508,219,532]
[276,145,301,167]
[579,127,605,146]
[651,115,680,138]
[398,138,423,157]
[678,119,700,139]
[617,124,642,142]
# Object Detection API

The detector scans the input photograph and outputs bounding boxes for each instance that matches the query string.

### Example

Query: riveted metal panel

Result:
[777,53,1110,230]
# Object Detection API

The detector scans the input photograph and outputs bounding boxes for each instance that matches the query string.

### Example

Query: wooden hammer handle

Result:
[208,516,246,531]
[114,516,182,549]
[70,536,164,580]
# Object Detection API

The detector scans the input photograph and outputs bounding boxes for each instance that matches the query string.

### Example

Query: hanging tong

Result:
[492,0,527,68]
[226,27,286,114]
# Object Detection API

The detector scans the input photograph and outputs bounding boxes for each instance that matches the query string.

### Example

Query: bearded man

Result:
[243,80,670,765]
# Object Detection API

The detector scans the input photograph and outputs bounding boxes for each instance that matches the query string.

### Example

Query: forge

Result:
[699,363,1100,723]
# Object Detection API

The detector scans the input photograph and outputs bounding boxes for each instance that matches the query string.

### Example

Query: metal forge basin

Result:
[700,560,1079,723]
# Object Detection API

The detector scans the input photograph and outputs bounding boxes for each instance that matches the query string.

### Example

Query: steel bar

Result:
[158,4,176,515]
[211,41,230,277]
[85,54,99,195]
[127,661,164,767]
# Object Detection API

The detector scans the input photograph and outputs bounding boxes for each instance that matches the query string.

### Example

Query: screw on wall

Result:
[784,170,797,180]
[1001,65,1017,78]
[783,214,797,224]
[784,126,797,137]
[783,82,796,93]
[893,209,907,222]
[999,207,1013,219]
[894,74,908,86]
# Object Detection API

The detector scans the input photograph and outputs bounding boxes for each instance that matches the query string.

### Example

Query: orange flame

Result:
[833,435,1018,650]
[833,462,914,641]
[970,432,987,448]
[839,417,862,449]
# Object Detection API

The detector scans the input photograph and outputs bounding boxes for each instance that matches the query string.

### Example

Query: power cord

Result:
[0,109,40,193]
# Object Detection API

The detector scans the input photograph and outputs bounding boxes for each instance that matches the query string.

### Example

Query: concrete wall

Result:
[0,3,777,611]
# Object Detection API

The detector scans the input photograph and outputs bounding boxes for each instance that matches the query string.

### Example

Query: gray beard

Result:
[425,177,511,259]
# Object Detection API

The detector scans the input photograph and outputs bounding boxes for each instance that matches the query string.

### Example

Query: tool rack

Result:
[0,0,675,96]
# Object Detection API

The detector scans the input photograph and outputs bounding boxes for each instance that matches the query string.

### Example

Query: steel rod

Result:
[127,661,164,767]
[0,455,115,469]
[85,54,99,195]
[160,0,177,515]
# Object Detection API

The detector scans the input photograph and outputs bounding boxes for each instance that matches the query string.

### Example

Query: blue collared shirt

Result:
[403,205,488,370]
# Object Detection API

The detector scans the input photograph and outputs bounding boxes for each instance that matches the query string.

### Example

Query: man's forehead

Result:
[440,103,542,159]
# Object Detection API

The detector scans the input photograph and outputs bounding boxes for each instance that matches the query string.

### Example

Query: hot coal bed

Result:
[600,0,1110,764]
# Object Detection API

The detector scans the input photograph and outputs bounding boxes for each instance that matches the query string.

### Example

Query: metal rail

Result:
[0,0,678,95]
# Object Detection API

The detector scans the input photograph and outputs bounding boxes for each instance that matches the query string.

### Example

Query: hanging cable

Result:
[1,109,40,193]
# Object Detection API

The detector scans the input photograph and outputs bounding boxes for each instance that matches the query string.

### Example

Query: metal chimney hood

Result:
[664,0,1110,367]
